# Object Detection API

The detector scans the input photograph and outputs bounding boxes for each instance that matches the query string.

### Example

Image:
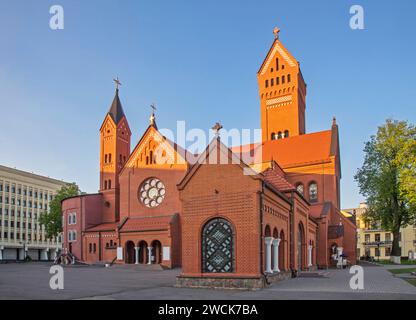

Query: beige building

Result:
[343,203,416,261]
[0,165,68,261]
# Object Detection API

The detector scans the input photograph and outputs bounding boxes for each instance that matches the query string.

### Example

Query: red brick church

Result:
[62,28,356,289]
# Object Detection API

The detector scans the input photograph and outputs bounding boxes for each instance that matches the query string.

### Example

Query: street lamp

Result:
[377,242,381,262]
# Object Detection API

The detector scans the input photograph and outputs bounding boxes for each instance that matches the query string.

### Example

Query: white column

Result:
[308,245,313,267]
[134,247,139,264]
[272,238,281,273]
[265,237,273,273]
[336,247,343,268]
[147,246,153,265]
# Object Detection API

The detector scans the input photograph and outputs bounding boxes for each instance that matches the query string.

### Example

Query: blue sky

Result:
[0,0,415,208]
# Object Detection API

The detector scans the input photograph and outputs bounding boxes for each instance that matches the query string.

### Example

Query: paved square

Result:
[0,263,415,300]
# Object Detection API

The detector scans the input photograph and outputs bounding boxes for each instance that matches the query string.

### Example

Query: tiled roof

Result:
[232,130,333,168]
[119,215,175,233]
[85,222,118,232]
[262,167,295,192]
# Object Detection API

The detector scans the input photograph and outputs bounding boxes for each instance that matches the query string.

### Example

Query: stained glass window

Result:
[202,218,234,273]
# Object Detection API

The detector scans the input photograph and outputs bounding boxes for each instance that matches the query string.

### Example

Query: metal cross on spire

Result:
[113,77,122,90]
[212,122,223,138]
[149,103,157,126]
[273,27,280,39]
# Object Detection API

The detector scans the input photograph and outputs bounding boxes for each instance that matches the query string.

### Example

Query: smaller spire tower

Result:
[99,79,131,222]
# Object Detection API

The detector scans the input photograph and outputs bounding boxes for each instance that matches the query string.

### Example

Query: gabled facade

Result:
[61,27,356,289]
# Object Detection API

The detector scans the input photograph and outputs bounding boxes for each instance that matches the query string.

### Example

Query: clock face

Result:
[139,178,166,208]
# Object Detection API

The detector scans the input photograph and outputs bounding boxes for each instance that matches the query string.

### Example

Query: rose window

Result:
[139,178,166,208]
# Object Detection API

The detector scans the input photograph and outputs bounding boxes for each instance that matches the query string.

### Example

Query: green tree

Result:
[39,183,81,239]
[355,119,416,258]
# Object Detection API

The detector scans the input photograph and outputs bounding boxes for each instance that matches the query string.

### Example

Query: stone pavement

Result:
[0,262,415,300]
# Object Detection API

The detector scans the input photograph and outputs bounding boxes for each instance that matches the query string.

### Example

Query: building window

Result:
[375,234,381,242]
[108,180,112,189]
[282,75,285,84]
[276,58,279,71]
[276,77,280,85]
[296,183,304,195]
[108,154,112,163]
[288,74,291,82]
[271,78,274,86]
[202,218,234,273]
[93,243,97,253]
[89,243,92,253]
[271,132,276,140]
[365,234,370,243]
[277,132,282,139]
[385,247,391,256]
[375,248,380,257]
[265,79,269,88]
[309,182,318,202]
[104,180,108,190]
[284,130,289,138]
[385,233,391,242]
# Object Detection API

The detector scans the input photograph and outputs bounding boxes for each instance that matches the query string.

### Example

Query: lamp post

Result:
[377,242,381,262]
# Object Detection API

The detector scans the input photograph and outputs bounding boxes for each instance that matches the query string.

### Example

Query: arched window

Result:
[93,243,97,253]
[104,180,108,190]
[108,153,112,163]
[296,183,304,195]
[105,154,108,163]
[108,180,112,189]
[309,182,318,202]
[202,218,234,273]
[284,130,289,138]
[277,132,282,139]
[271,132,276,140]
[89,243,92,253]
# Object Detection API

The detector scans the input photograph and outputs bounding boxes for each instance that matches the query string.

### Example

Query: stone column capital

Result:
[265,237,274,246]
[273,238,281,246]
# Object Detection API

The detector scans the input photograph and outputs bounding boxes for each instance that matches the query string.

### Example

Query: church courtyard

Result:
[0,263,415,300]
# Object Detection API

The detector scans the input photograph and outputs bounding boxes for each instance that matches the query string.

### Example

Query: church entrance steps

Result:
[110,264,164,271]
[298,271,331,278]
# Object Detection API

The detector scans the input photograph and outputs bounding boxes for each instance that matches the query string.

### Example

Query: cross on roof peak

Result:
[113,77,122,90]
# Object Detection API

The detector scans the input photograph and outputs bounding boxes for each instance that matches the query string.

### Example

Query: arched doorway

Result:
[279,230,285,271]
[125,241,135,264]
[151,240,162,264]
[138,240,148,264]
[297,223,305,270]
[202,218,234,273]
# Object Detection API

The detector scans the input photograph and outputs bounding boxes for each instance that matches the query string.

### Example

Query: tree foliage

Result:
[39,183,81,240]
[355,119,416,256]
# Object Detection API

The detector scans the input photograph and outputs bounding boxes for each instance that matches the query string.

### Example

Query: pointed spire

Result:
[107,79,125,124]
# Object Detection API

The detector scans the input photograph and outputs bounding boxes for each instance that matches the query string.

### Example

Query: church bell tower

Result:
[99,78,131,223]
[258,28,307,142]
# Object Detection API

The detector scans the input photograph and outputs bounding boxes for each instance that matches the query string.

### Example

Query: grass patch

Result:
[388,268,416,275]
[405,279,416,287]
[376,259,416,265]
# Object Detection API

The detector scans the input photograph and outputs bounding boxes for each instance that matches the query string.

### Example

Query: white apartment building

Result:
[0,165,68,261]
